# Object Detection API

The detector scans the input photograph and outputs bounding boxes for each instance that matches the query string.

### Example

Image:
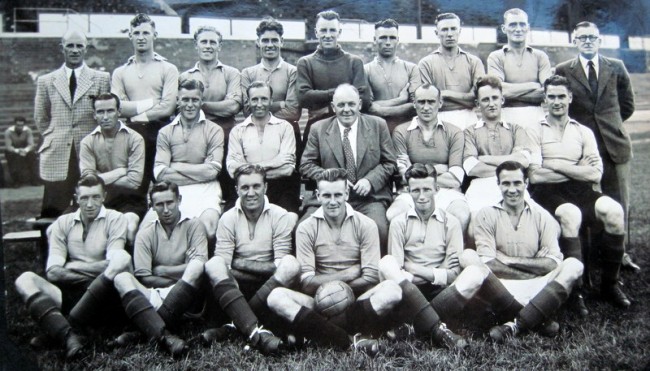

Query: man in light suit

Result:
[35,29,111,218]
[300,83,397,255]
[555,22,638,271]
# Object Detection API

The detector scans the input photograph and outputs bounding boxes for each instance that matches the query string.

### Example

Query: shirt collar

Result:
[473,120,511,129]
[187,60,225,72]
[502,45,533,53]
[494,199,532,212]
[312,202,356,221]
[152,213,191,228]
[407,116,445,131]
[406,206,445,223]
[433,47,468,55]
[241,113,284,127]
[73,206,107,222]
[234,195,271,213]
[63,63,86,78]
[579,54,599,70]
[337,118,359,133]
[125,53,167,65]
[261,57,284,71]
[373,56,402,65]
[539,117,580,127]
[90,120,129,135]
[170,110,207,126]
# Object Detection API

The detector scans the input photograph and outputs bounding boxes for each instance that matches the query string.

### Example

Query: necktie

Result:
[342,127,357,184]
[69,69,77,100]
[587,61,598,101]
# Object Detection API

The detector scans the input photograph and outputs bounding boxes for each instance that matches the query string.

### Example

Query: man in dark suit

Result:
[300,84,397,255]
[35,29,111,217]
[555,22,639,271]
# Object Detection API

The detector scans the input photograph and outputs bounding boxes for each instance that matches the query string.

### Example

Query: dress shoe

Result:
[568,292,589,317]
[601,284,631,308]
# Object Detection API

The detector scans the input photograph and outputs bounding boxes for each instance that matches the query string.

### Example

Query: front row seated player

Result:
[461,161,584,342]
[14,175,132,358]
[266,168,468,354]
[111,180,207,356]
[202,164,300,354]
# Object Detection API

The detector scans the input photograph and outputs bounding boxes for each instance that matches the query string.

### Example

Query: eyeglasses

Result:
[575,35,599,42]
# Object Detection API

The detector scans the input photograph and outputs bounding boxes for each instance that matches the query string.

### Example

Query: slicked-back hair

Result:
[375,18,399,30]
[179,79,205,94]
[317,168,348,184]
[574,21,599,33]
[405,163,437,183]
[316,10,340,22]
[149,180,180,202]
[234,164,267,184]
[93,92,121,110]
[414,83,441,100]
[257,18,284,37]
[503,8,528,23]
[474,75,503,97]
[194,25,223,43]
[436,13,461,25]
[246,80,274,98]
[130,13,155,29]
[496,160,528,182]
[76,173,105,193]
[543,75,571,93]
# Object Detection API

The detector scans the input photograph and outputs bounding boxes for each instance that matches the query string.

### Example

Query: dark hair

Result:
[316,168,348,183]
[92,92,121,110]
[436,13,461,25]
[178,79,205,94]
[414,84,441,100]
[496,160,527,182]
[234,164,267,184]
[14,116,26,123]
[76,173,105,192]
[149,181,180,201]
[503,8,528,23]
[316,10,340,22]
[246,80,274,98]
[194,25,223,43]
[130,13,155,29]
[405,163,437,183]
[574,21,598,32]
[256,18,284,37]
[543,75,571,93]
[474,75,503,97]
[375,19,399,30]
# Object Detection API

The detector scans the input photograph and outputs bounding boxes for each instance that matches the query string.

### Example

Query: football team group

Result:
[12,6,639,359]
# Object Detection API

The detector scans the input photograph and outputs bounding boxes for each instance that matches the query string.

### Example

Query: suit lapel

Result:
[53,67,73,108]
[569,57,591,93]
[324,119,345,167]
[596,56,612,102]
[73,67,94,104]
[356,116,368,166]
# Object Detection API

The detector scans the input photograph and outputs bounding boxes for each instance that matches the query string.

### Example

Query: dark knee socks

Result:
[157,280,196,327]
[213,277,258,337]
[292,306,350,348]
[249,276,282,315]
[560,237,584,287]
[600,232,625,286]
[68,274,114,328]
[121,290,166,341]
[476,272,523,323]
[396,280,440,337]
[517,281,568,330]
[429,285,469,320]
[26,292,71,342]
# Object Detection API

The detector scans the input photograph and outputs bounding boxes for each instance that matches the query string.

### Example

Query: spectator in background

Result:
[35,29,110,217]
[180,25,242,210]
[4,116,38,187]
[112,13,179,197]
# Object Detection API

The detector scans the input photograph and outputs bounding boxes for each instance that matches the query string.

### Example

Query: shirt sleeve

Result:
[271,211,297,262]
[392,125,409,155]
[473,208,498,263]
[205,123,224,174]
[104,211,127,257]
[226,125,246,178]
[418,58,435,86]
[537,51,552,85]
[296,57,332,109]
[153,128,172,180]
[296,219,317,282]
[526,125,543,166]
[146,63,179,121]
[133,227,154,277]
[46,217,69,271]
[471,56,486,85]
[214,213,237,265]
[111,67,128,101]
[487,51,506,81]
[462,127,480,173]
[536,206,563,265]
[357,217,380,285]
[511,123,533,156]
[240,68,253,117]
[126,132,146,189]
[34,75,52,134]
[275,66,301,122]
[186,219,208,263]
[434,214,463,285]
[581,125,604,173]
[351,57,371,111]
[406,63,421,102]
[224,66,243,105]
[79,136,97,177]
[448,128,465,183]
[387,216,407,267]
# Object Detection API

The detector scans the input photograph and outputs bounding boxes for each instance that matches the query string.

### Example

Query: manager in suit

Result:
[35,29,111,217]
[555,22,638,271]
[300,83,397,255]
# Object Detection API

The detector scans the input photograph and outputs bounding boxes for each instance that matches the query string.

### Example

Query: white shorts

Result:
[438,109,478,130]
[178,181,222,218]
[466,177,531,213]
[501,106,546,131]
[148,286,174,310]
[501,265,561,306]
[393,188,467,212]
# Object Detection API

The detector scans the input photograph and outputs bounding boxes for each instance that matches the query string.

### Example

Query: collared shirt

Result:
[241,58,300,122]
[111,53,179,122]
[337,118,359,163]
[153,110,224,180]
[528,117,603,173]
[463,120,531,173]
[297,203,379,285]
[46,207,127,271]
[474,200,563,269]
[418,48,485,111]
[388,207,462,286]
[64,63,85,80]
[80,121,145,189]
[134,216,208,277]
[487,45,551,107]
[579,54,600,79]
[4,125,34,151]
[393,117,465,183]
[180,61,242,124]
[214,196,295,265]
[365,56,419,102]
[226,113,296,177]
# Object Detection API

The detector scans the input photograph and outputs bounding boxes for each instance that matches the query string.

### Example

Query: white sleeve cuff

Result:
[463,157,480,174]
[432,269,448,286]
[449,166,465,184]
[153,165,166,180]
[300,271,315,282]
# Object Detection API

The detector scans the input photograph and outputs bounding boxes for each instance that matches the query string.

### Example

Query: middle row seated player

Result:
[300,83,396,256]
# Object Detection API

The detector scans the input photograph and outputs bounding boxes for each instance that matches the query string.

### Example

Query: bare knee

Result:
[555,203,582,237]
[204,256,229,284]
[275,255,301,286]
[267,287,302,320]
[448,200,471,232]
[378,255,403,282]
[595,197,624,234]
[386,199,409,223]
[15,271,41,299]
[561,257,584,281]
[370,280,402,316]
[455,265,489,297]
[200,209,220,238]
[182,260,205,286]
[125,213,140,241]
[459,249,482,268]
[113,272,139,295]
